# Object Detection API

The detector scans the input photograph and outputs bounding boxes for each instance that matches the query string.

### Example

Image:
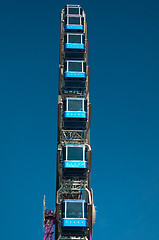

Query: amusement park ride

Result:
[43,5,96,240]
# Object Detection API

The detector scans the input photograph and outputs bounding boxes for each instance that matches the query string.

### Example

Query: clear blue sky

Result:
[1,0,159,239]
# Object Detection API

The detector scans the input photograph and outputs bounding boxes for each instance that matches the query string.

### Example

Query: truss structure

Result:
[43,5,95,240]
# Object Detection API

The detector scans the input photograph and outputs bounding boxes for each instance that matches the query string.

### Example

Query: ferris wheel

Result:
[43,5,96,240]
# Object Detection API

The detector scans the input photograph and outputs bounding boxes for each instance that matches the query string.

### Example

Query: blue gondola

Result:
[64,33,85,59]
[61,199,88,235]
[65,5,83,16]
[64,15,84,32]
[62,144,88,177]
[64,60,86,90]
[63,97,87,130]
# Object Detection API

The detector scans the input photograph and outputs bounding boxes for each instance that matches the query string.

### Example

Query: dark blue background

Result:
[1,0,159,239]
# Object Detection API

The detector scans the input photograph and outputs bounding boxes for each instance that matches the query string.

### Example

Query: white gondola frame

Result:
[66,5,82,16]
[66,16,82,26]
[66,60,85,73]
[65,145,86,162]
[63,200,85,219]
[66,98,85,112]
[66,33,83,45]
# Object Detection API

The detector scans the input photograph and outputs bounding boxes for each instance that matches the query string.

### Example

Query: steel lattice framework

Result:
[43,5,95,240]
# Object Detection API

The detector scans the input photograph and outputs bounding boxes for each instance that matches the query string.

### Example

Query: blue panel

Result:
[63,161,88,169]
[64,72,86,79]
[65,44,85,50]
[66,97,85,100]
[63,111,87,119]
[65,25,84,30]
[62,218,88,227]
[65,144,85,147]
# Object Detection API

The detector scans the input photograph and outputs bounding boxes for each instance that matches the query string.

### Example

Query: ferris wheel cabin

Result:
[63,97,87,130]
[64,15,84,32]
[64,33,85,59]
[61,199,88,235]
[63,60,86,90]
[62,144,88,177]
